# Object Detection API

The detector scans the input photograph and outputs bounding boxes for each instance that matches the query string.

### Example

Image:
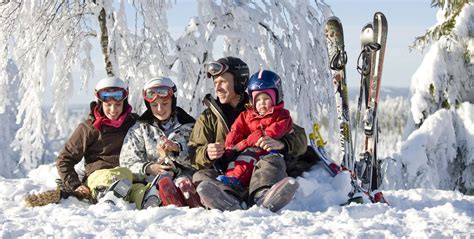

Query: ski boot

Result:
[142,175,162,209]
[196,181,242,211]
[158,172,186,207]
[255,177,299,212]
[175,176,202,208]
[97,178,132,205]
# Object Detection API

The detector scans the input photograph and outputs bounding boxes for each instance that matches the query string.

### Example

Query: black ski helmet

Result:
[207,56,250,95]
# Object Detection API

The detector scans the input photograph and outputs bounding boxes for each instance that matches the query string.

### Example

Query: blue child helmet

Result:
[247,70,283,105]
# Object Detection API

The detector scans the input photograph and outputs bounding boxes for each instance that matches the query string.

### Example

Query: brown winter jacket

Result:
[189,94,308,170]
[56,104,138,191]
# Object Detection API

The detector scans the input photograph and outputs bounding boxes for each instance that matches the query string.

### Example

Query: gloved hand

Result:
[213,149,238,174]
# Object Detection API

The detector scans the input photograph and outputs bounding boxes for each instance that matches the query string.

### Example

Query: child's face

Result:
[150,97,172,121]
[255,92,273,115]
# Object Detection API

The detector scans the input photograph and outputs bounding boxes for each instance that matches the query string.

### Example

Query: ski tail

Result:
[309,123,346,176]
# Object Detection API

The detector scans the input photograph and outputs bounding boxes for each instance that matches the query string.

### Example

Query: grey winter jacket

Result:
[120,107,196,180]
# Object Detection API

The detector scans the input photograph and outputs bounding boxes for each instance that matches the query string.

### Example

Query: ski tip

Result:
[374,12,386,18]
[373,12,388,26]
[324,16,342,27]
[326,16,341,22]
[362,22,373,29]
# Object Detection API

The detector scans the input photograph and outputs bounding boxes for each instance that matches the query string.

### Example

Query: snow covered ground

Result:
[1,163,472,238]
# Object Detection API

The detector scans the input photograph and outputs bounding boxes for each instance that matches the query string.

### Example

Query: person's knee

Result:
[256,154,286,170]
[129,183,148,209]
[192,169,214,185]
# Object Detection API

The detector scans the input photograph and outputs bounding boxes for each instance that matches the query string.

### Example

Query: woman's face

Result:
[150,97,172,121]
[102,101,124,120]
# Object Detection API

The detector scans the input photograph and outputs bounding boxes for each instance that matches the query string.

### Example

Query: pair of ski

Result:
[323,12,388,203]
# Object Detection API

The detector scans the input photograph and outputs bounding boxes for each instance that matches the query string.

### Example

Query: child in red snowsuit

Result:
[222,88,293,187]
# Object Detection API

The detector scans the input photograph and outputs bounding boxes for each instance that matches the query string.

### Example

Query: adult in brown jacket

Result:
[56,76,138,202]
[189,57,308,212]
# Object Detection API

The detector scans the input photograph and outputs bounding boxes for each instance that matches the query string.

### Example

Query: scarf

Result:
[93,104,132,132]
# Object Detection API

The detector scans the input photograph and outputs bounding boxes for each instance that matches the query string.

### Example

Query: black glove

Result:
[213,149,238,174]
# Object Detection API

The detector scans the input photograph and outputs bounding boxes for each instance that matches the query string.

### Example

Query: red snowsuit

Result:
[224,102,293,187]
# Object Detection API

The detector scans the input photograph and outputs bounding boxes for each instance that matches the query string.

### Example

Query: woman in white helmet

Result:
[120,76,201,209]
[55,76,139,206]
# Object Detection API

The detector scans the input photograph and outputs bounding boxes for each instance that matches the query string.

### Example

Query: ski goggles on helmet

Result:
[206,61,229,78]
[143,86,174,102]
[96,88,128,102]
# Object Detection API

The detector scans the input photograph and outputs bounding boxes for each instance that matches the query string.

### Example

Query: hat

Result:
[251,89,276,106]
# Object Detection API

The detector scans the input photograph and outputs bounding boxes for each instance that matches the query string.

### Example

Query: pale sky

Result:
[166,0,438,88]
[324,0,438,88]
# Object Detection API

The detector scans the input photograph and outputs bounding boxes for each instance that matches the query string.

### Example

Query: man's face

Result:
[213,72,240,106]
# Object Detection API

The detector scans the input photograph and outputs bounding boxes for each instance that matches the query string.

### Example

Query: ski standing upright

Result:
[324,16,354,171]
[354,12,388,191]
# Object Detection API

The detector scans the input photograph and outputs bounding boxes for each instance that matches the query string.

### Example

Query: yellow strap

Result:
[312,123,327,147]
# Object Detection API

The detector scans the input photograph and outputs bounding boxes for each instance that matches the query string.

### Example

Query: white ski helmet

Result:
[95,76,128,91]
[143,76,177,102]
[142,76,178,110]
[143,76,177,92]
[95,76,129,102]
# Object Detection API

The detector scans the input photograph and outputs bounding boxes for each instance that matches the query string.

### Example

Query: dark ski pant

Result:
[193,154,288,205]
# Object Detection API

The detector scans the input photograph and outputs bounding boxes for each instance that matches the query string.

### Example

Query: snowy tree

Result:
[177,0,335,132]
[384,2,473,194]
[0,0,175,175]
[0,0,335,177]
[409,0,473,126]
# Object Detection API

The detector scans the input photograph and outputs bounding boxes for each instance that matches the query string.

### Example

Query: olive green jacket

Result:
[188,94,307,170]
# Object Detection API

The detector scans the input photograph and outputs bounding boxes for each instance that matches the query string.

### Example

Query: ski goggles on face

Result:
[96,88,128,102]
[206,61,229,78]
[143,86,174,102]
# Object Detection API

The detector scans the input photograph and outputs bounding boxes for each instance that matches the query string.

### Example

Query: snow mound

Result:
[1,163,472,237]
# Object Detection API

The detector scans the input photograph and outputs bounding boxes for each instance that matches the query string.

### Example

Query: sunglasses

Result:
[143,87,174,102]
[96,88,128,102]
[206,61,229,78]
